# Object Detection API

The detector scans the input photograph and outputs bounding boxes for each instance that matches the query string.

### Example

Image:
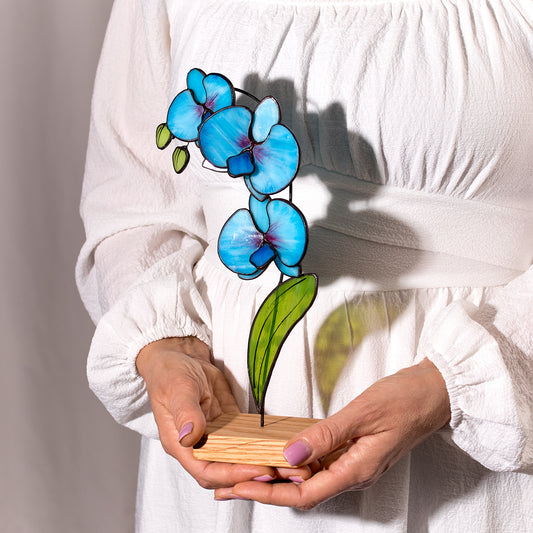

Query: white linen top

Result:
[77,0,533,531]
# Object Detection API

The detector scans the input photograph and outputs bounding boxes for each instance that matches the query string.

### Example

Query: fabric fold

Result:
[422,293,533,472]
[87,263,212,438]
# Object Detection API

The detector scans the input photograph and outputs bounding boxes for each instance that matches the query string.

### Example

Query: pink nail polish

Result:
[284,440,311,466]
[178,422,193,442]
[253,474,275,482]
[289,476,305,484]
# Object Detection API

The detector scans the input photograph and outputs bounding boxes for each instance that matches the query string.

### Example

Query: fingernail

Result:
[284,440,312,466]
[253,474,275,482]
[178,422,193,442]
[228,494,248,500]
[289,476,305,484]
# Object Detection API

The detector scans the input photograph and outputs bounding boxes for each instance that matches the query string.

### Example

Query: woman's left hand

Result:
[214,358,451,509]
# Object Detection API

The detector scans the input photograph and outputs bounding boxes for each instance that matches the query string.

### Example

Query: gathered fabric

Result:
[77,0,533,531]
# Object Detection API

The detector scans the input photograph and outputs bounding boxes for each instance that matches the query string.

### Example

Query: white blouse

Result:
[77,0,533,531]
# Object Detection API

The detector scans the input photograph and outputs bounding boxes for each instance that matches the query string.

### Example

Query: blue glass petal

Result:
[274,257,301,278]
[198,106,252,168]
[266,200,307,267]
[218,209,263,275]
[249,195,270,233]
[244,176,268,201]
[249,124,299,194]
[203,73,234,113]
[251,97,280,143]
[250,244,275,268]
[239,270,265,280]
[227,150,255,177]
[187,69,207,105]
[167,90,204,141]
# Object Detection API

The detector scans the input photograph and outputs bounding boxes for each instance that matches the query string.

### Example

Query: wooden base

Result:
[193,413,318,468]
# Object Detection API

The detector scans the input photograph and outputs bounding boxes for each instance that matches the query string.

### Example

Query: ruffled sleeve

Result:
[417,0,533,473]
[420,264,533,472]
[76,0,211,438]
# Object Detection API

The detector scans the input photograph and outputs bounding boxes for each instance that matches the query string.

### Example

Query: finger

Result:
[226,470,344,509]
[149,395,201,455]
[164,377,209,447]
[143,353,212,447]
[282,399,371,466]
[274,465,313,484]
[214,465,314,500]
[228,442,384,509]
[153,405,275,489]
[171,445,276,490]
[182,366,241,446]
[208,369,240,416]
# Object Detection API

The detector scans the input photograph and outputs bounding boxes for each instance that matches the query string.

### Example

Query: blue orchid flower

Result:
[166,69,234,142]
[218,196,307,279]
[198,97,299,198]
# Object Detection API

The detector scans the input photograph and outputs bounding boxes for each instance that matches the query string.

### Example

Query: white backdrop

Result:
[0,2,139,531]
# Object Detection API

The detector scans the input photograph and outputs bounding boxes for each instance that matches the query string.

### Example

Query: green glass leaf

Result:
[248,274,318,412]
[156,123,172,149]
[172,145,190,174]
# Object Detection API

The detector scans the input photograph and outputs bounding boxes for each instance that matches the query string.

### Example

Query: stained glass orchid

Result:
[219,197,307,280]
[156,69,235,173]
[166,68,234,142]
[198,97,299,198]
[157,69,317,427]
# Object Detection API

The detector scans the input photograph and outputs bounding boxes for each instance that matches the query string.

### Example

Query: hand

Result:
[214,358,451,508]
[137,337,275,488]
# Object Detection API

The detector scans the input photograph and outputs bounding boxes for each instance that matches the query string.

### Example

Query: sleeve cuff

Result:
[87,271,212,440]
[422,301,525,471]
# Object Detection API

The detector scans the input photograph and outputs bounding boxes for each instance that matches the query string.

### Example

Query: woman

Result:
[77,0,533,531]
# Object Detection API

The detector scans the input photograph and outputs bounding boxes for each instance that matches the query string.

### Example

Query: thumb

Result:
[165,378,208,448]
[283,402,365,466]
[148,368,209,454]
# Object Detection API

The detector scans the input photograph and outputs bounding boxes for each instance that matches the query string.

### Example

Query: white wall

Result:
[0,2,139,531]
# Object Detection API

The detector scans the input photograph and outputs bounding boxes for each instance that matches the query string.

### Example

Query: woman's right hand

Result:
[136,336,276,489]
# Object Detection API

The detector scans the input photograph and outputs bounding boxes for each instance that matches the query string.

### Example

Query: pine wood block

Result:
[193,413,319,468]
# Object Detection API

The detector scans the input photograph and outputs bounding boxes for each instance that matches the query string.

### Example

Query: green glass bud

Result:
[156,123,172,149]
[172,145,190,174]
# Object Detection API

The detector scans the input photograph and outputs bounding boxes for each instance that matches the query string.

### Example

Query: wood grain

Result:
[192,413,318,467]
